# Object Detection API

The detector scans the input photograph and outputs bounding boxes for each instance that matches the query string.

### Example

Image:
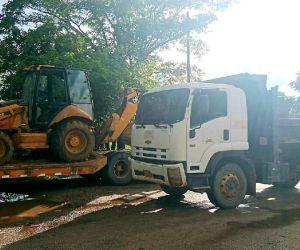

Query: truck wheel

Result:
[207,163,247,209]
[0,131,13,165]
[160,185,188,196]
[50,120,95,162]
[103,152,132,185]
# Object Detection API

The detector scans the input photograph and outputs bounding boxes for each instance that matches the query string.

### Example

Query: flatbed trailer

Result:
[0,150,132,185]
[0,87,140,185]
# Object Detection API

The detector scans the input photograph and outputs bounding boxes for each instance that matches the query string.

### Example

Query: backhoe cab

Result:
[0,65,95,165]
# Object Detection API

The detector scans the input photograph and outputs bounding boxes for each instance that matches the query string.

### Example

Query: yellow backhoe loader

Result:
[0,65,141,166]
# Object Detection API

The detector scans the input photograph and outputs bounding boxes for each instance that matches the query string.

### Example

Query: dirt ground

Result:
[0,178,300,250]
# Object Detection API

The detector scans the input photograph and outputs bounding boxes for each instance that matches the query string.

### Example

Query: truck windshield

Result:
[22,71,36,104]
[135,88,190,125]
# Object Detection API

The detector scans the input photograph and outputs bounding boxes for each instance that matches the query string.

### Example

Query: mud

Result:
[0,178,299,249]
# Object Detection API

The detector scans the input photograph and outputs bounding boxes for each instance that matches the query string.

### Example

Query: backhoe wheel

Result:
[0,131,13,165]
[160,185,188,196]
[50,120,95,162]
[207,163,247,209]
[103,152,132,185]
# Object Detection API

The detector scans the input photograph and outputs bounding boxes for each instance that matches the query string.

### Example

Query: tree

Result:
[140,56,205,86]
[290,72,300,91]
[0,0,230,119]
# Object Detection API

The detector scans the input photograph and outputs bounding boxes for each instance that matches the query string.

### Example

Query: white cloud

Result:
[0,0,7,10]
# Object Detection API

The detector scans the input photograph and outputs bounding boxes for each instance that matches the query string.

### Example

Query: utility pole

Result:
[186,11,191,83]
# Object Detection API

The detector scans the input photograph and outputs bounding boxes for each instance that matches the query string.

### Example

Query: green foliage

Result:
[277,92,300,118]
[0,0,229,119]
[290,72,300,91]
[289,98,300,118]
[141,56,205,86]
[287,72,300,118]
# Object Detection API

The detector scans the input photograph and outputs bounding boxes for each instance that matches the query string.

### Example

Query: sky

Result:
[0,0,299,95]
[202,0,300,95]
[161,0,300,96]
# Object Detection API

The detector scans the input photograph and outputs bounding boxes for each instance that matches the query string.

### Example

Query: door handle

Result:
[223,129,229,141]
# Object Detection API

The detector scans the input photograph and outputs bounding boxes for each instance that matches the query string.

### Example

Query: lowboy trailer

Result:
[0,150,131,185]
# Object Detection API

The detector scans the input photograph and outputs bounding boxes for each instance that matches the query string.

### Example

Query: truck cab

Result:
[130,74,300,208]
[130,83,250,207]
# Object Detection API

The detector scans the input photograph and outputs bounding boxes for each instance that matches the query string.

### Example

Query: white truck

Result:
[130,73,300,208]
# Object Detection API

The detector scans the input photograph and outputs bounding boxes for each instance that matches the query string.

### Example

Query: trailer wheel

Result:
[103,152,132,185]
[0,131,13,165]
[50,120,94,162]
[207,163,247,209]
[160,185,188,196]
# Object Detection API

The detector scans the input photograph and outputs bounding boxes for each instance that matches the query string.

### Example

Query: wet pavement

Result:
[0,178,299,249]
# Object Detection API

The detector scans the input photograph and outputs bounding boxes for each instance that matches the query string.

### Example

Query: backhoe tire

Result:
[102,152,132,185]
[0,131,13,165]
[160,185,188,196]
[50,120,94,162]
[207,163,247,209]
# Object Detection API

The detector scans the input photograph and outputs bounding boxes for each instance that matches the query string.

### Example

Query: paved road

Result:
[0,179,300,249]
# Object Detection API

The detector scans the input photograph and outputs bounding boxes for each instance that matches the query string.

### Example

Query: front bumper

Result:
[130,158,187,187]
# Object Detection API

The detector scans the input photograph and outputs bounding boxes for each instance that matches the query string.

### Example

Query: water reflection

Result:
[0,192,31,203]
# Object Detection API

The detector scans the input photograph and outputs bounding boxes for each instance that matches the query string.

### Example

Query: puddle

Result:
[240,207,300,229]
[140,208,163,214]
[208,208,219,213]
[0,192,31,203]
[0,192,66,225]
[238,203,250,208]
[0,190,165,248]
[202,207,300,246]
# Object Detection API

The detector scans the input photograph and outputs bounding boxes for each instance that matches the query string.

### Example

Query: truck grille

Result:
[134,147,167,159]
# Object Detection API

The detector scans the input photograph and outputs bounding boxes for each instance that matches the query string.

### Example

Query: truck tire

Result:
[160,185,188,196]
[103,152,132,185]
[0,131,13,165]
[50,120,95,162]
[207,163,247,209]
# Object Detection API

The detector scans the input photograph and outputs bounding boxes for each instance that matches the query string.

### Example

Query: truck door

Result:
[187,89,230,173]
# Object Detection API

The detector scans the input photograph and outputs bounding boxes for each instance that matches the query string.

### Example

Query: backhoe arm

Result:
[95,88,141,146]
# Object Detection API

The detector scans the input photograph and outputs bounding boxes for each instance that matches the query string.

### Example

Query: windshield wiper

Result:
[154,124,168,129]
[136,124,146,129]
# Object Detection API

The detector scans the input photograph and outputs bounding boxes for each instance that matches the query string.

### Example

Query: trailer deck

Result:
[0,152,107,179]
